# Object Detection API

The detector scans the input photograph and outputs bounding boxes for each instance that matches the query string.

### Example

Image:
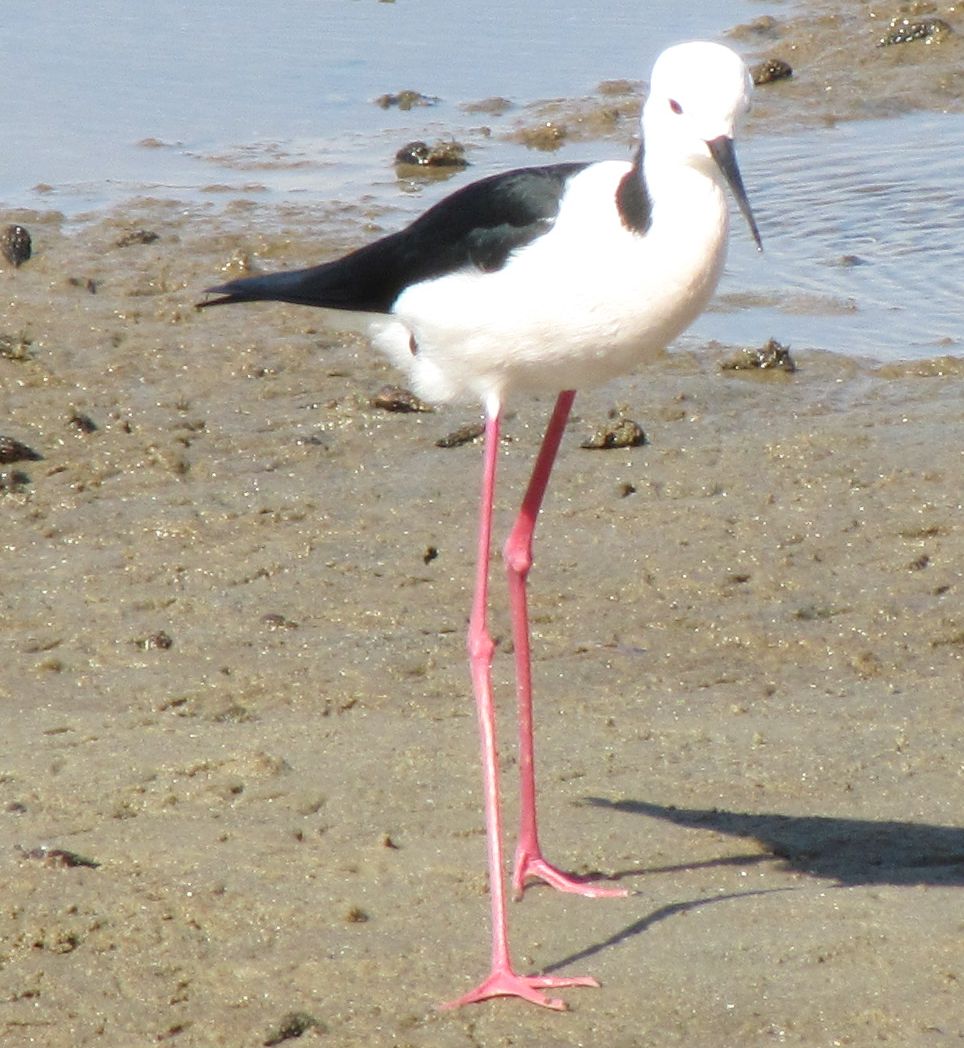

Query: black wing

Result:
[198,162,589,314]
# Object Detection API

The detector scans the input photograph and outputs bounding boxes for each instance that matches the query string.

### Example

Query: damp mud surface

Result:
[2,4,963,1046]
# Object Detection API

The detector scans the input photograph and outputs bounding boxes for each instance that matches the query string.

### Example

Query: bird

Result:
[199,40,762,1010]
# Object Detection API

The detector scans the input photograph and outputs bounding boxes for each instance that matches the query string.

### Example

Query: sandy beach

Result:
[2,5,963,1046]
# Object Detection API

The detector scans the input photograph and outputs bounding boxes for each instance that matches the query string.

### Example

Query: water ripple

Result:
[693,113,964,361]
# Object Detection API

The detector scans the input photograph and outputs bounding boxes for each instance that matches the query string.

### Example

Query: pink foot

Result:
[439,966,600,1011]
[513,849,629,900]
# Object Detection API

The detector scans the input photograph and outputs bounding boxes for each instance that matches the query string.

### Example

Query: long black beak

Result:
[707,135,762,251]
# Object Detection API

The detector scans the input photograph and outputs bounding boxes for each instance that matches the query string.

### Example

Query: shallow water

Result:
[1,0,962,363]
[1,0,754,211]
[692,112,964,360]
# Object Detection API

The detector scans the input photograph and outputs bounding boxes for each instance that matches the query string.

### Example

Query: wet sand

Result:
[2,9,963,1047]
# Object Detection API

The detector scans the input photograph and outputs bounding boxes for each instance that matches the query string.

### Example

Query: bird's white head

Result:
[643,41,761,249]
[645,42,751,147]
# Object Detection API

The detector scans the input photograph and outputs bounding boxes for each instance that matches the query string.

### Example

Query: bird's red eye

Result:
[669,99,683,115]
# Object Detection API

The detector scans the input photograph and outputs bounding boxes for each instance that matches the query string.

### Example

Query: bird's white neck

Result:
[641,151,730,288]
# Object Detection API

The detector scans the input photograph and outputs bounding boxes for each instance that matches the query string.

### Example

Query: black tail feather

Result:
[196,232,418,314]
[197,264,349,311]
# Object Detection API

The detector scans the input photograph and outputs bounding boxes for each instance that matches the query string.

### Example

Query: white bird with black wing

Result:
[201,40,763,1010]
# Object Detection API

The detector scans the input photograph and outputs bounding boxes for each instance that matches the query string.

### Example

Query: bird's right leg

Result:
[440,394,598,1011]
[504,390,628,901]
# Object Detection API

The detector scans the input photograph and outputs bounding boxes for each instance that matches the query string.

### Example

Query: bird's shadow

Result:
[542,798,964,974]
[586,797,964,887]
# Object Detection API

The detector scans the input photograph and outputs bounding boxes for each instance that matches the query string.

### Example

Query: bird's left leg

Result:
[504,390,628,901]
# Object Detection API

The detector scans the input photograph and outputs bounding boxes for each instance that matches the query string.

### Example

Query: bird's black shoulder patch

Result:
[615,144,652,235]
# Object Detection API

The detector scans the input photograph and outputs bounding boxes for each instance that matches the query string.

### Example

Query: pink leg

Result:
[505,391,628,901]
[440,396,599,1011]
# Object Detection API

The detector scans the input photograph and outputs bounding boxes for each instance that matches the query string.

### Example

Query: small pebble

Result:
[67,276,98,294]
[138,630,174,651]
[375,90,440,110]
[394,140,468,169]
[0,436,41,464]
[0,469,30,492]
[17,845,99,868]
[720,338,797,372]
[1,225,31,268]
[877,16,952,46]
[263,1012,323,1047]
[751,58,793,85]
[67,411,98,433]
[0,333,32,360]
[436,422,485,448]
[580,418,647,450]
[833,254,868,268]
[262,613,299,630]
[371,385,433,412]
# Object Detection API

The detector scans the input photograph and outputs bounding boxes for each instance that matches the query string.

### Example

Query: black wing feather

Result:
[199,162,589,314]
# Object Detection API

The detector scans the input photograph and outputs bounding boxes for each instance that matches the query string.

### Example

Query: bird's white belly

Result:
[374,162,729,404]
